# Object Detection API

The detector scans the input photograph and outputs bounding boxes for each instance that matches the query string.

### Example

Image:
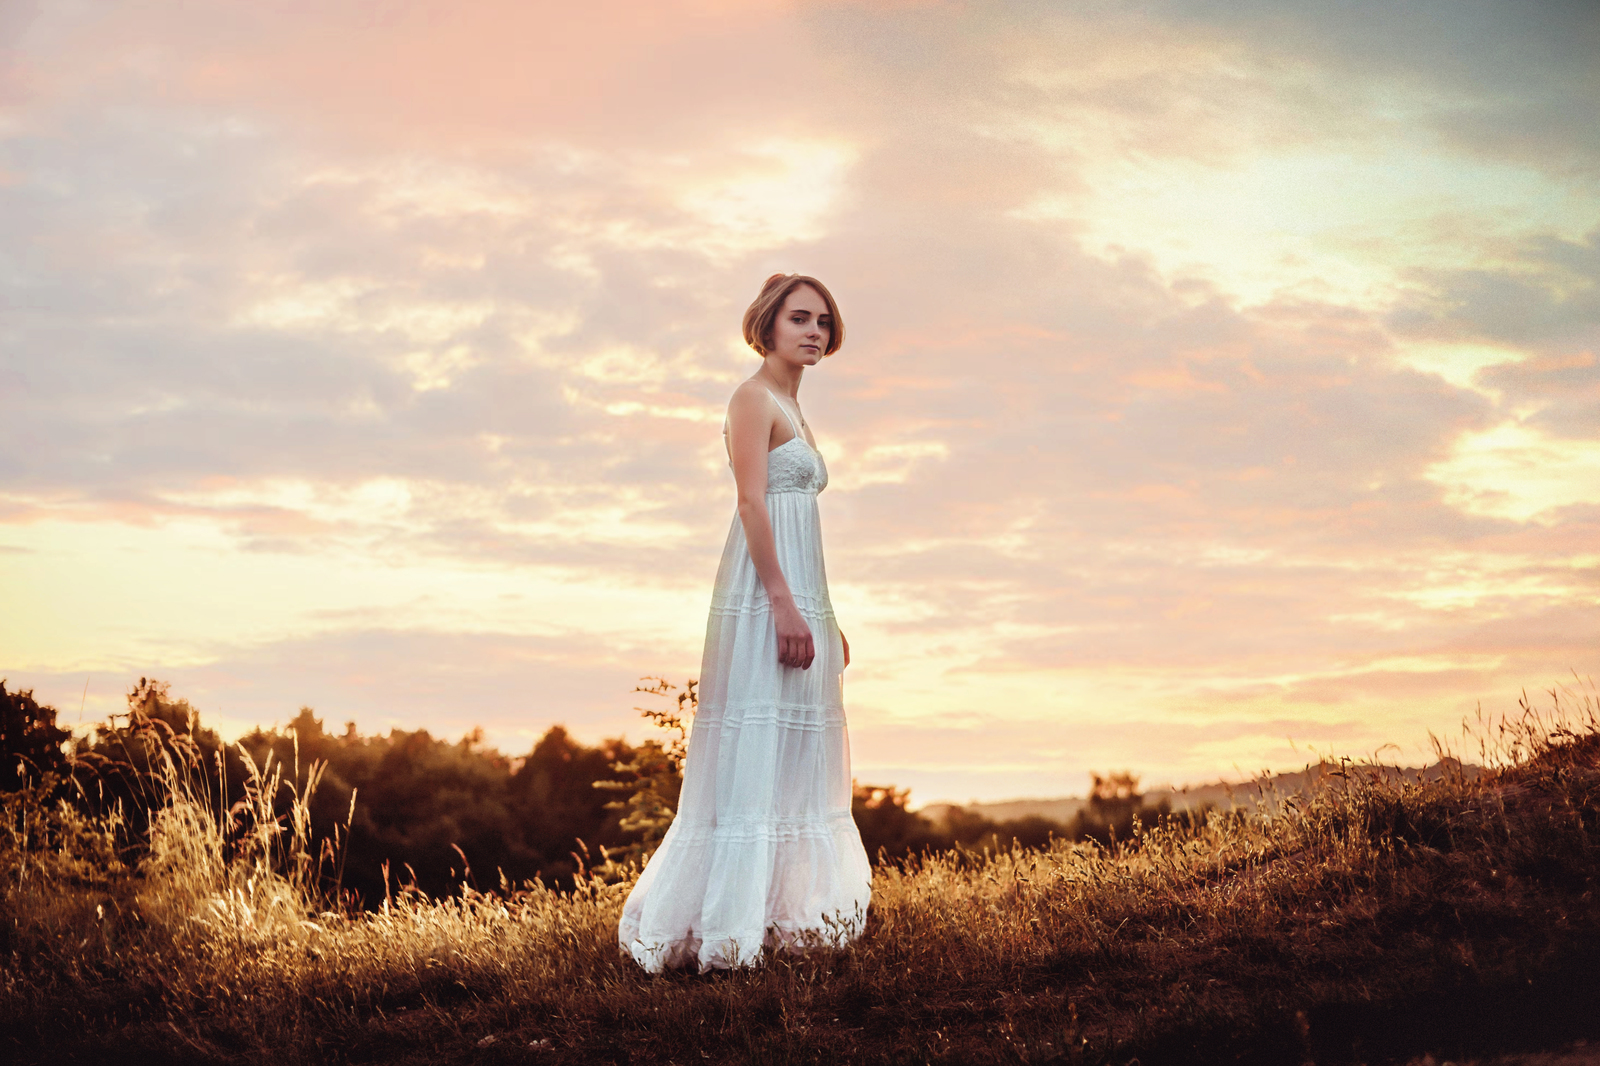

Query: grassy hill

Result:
[923,757,1485,827]
[3,684,1598,1065]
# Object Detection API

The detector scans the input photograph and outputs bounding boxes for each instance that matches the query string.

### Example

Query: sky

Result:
[2,0,1597,805]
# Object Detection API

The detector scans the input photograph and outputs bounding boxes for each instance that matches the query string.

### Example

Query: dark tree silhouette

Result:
[852,783,949,861]
[1068,771,1170,845]
[0,680,73,790]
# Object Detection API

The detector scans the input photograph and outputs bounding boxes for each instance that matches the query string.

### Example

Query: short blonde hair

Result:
[741,273,845,357]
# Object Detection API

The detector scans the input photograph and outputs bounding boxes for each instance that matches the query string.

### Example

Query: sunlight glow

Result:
[238,276,498,345]
[828,440,950,491]
[402,345,479,391]
[157,478,419,530]
[1394,342,1526,392]
[676,139,856,254]
[1428,423,1600,522]
[602,400,723,423]
[0,517,707,673]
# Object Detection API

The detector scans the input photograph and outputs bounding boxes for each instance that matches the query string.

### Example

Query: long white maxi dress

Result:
[618,390,873,972]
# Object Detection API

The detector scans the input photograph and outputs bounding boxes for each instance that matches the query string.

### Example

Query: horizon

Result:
[20,671,1514,811]
[3,0,1597,806]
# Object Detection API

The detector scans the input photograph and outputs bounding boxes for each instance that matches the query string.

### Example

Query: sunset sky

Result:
[3,0,1597,805]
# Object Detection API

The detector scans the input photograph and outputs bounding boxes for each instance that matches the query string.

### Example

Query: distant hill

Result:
[919,796,1087,825]
[919,757,1480,825]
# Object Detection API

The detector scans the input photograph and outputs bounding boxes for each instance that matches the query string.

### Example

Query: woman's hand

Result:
[841,629,850,669]
[774,601,815,670]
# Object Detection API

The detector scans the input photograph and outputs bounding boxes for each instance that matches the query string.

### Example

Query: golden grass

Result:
[4,682,1599,1065]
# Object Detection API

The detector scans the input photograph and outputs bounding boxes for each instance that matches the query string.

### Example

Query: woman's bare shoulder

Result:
[726,379,775,420]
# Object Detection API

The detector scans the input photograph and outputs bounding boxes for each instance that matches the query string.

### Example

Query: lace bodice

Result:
[764,436,828,494]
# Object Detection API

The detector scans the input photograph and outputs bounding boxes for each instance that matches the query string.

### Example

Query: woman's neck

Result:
[757,357,803,398]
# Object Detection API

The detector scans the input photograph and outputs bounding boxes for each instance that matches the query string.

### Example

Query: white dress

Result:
[618,389,873,972]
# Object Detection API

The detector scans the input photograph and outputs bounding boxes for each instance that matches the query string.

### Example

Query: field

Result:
[4,683,1599,1065]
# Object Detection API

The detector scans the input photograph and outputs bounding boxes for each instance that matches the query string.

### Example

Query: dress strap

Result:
[764,388,802,436]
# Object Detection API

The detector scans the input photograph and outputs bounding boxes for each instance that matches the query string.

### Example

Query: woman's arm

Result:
[727,385,815,670]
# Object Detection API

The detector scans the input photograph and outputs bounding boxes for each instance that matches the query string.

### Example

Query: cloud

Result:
[1144,0,1600,174]
[1394,229,1600,349]
[1482,349,1600,439]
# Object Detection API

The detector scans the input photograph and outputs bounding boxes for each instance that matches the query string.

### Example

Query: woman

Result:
[617,273,873,972]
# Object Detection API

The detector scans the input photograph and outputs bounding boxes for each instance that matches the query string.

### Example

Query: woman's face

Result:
[767,284,832,367]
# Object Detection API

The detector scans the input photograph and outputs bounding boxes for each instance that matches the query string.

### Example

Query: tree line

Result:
[1,677,1171,908]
